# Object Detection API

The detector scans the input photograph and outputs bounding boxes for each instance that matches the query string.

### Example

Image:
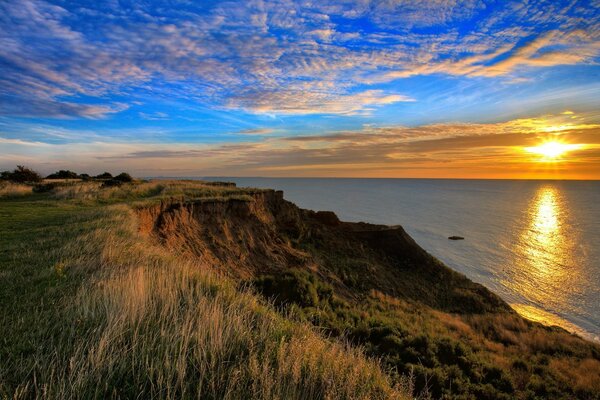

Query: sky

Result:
[1,0,599,179]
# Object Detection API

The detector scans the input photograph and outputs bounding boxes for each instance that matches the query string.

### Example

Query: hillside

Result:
[0,180,408,399]
[1,179,599,399]
[136,183,600,399]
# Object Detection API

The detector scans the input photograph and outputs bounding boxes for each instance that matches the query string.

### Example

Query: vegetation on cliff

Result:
[135,181,600,400]
[1,176,599,399]
[0,179,407,399]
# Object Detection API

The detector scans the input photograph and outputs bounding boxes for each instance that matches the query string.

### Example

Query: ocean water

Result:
[205,178,600,341]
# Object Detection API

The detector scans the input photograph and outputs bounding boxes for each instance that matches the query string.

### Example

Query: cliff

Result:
[136,190,509,314]
[2,180,599,399]
[134,188,600,399]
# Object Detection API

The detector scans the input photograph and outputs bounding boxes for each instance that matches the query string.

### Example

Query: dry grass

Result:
[10,203,408,399]
[49,179,258,203]
[549,358,600,393]
[50,181,102,200]
[0,181,32,197]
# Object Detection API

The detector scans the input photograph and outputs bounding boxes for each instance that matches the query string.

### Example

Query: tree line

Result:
[1,165,133,185]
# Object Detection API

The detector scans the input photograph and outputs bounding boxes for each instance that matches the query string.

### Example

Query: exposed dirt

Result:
[136,190,510,314]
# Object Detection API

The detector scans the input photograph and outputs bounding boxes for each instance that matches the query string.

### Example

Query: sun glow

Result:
[524,141,583,161]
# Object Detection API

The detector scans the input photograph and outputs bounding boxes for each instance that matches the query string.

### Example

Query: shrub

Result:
[95,172,113,179]
[254,269,333,308]
[1,165,42,183]
[114,172,133,182]
[46,170,79,179]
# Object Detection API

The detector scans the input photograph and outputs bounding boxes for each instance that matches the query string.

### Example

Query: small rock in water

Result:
[448,236,464,240]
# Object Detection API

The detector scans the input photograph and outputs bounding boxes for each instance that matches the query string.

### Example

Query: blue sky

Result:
[1,0,599,178]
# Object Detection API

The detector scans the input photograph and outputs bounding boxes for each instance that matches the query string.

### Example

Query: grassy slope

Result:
[134,182,600,399]
[3,180,600,400]
[252,207,600,400]
[0,182,407,399]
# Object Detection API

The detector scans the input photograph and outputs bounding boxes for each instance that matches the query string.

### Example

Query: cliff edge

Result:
[136,190,510,314]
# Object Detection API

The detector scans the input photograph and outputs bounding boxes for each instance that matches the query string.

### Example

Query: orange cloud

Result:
[3,113,599,180]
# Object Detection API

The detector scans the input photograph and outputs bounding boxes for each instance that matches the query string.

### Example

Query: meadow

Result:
[1,178,599,399]
[0,180,409,399]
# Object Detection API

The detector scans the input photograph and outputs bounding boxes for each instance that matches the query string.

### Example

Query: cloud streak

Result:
[1,0,598,118]
[3,113,599,179]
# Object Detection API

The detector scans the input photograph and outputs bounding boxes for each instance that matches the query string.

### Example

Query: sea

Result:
[202,177,600,342]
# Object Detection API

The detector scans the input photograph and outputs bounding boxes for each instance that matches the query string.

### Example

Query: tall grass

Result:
[0,181,32,197]
[6,201,408,399]
[49,179,257,203]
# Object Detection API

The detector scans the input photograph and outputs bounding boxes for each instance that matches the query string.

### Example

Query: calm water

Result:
[205,178,600,341]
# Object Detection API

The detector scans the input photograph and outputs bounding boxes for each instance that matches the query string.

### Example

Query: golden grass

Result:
[549,358,600,393]
[49,179,258,203]
[0,181,32,197]
[50,181,102,200]
[12,203,408,399]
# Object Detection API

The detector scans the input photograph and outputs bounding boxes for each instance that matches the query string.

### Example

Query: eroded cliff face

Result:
[135,190,510,314]
[136,190,311,278]
[132,188,600,400]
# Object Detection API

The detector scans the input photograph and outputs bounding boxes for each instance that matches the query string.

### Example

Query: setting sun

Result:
[524,141,584,161]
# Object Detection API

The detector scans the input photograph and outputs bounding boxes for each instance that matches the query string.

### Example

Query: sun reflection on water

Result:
[527,187,561,278]
[507,185,581,334]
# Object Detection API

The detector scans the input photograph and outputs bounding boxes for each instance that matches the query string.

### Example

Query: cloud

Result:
[229,89,414,115]
[139,111,169,121]
[4,112,599,179]
[237,128,274,135]
[0,97,129,119]
[0,0,597,119]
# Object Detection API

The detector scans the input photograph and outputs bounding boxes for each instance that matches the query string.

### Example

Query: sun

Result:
[524,141,583,161]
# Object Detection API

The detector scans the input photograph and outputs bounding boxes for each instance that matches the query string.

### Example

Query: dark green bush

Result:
[114,172,133,182]
[511,358,529,371]
[95,172,113,179]
[1,165,42,183]
[254,269,333,308]
[46,170,79,179]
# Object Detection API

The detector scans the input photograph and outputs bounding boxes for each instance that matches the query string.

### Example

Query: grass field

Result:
[0,181,408,399]
[2,179,599,399]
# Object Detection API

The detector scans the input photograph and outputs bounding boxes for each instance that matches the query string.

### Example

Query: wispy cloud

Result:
[3,112,599,179]
[229,89,414,115]
[237,128,275,135]
[1,0,597,119]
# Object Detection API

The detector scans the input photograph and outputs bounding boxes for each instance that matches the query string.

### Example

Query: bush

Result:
[0,165,42,183]
[254,269,333,308]
[114,172,133,182]
[95,172,113,180]
[46,170,79,179]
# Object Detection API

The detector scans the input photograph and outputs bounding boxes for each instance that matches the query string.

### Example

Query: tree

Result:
[114,172,133,182]
[46,170,79,179]
[95,172,113,179]
[1,165,42,183]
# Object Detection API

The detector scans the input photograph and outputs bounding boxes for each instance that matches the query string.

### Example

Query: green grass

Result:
[0,183,408,399]
[3,179,599,399]
[0,198,103,388]
[253,246,600,399]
